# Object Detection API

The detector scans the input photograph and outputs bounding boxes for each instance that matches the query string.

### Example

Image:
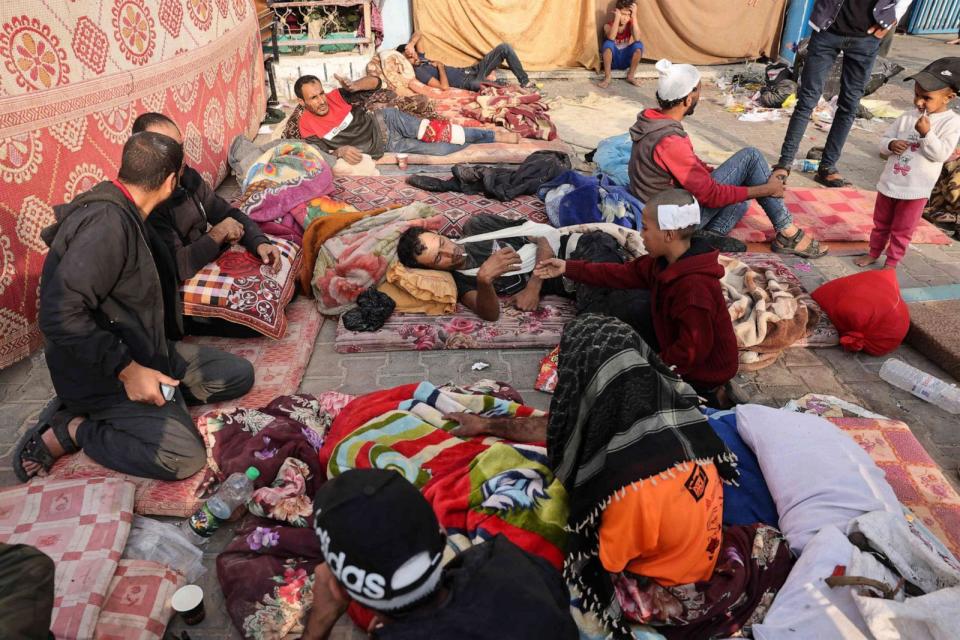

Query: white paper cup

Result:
[172,584,205,625]
[396,153,409,170]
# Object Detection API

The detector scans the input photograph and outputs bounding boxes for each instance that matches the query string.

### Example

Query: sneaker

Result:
[693,229,747,253]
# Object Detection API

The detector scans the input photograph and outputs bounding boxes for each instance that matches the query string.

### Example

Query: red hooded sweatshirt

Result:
[564,239,738,389]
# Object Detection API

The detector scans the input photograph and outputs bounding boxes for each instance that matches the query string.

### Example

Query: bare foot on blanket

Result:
[494,131,520,144]
[854,255,879,268]
[597,77,612,89]
[626,76,642,87]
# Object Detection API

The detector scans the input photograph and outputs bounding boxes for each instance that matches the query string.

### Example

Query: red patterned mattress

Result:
[0,0,266,369]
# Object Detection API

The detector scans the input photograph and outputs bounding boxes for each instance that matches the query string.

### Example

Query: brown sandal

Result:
[771,228,828,259]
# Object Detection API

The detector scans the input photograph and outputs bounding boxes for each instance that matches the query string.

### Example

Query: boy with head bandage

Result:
[534,189,743,408]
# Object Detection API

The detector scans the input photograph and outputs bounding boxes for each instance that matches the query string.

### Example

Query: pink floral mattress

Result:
[0,478,135,640]
[335,295,576,353]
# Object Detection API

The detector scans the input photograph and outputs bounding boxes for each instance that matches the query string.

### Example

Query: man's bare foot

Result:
[854,254,879,267]
[597,77,611,89]
[625,76,642,87]
[494,131,520,144]
[19,416,83,478]
[947,38,960,45]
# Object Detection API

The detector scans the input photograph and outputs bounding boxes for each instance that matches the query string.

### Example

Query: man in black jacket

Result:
[134,112,281,337]
[14,132,254,482]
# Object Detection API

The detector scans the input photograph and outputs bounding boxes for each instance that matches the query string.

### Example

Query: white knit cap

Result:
[655,59,701,102]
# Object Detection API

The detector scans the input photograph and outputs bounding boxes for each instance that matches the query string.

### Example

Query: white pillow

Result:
[753,525,871,640]
[736,404,900,554]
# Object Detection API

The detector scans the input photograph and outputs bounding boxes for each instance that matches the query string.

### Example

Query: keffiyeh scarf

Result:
[547,314,739,635]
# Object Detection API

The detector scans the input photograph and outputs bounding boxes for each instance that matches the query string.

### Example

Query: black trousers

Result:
[0,544,54,640]
[74,342,254,481]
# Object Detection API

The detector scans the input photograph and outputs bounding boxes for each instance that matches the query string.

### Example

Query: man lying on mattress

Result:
[293,74,518,166]
[396,214,651,326]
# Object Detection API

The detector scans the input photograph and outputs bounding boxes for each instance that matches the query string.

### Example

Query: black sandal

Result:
[814,169,852,188]
[13,398,79,482]
[771,228,828,259]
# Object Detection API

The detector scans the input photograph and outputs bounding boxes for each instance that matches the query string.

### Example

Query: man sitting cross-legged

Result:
[400,31,536,91]
[630,59,827,258]
[135,112,281,338]
[13,132,253,483]
[295,74,517,167]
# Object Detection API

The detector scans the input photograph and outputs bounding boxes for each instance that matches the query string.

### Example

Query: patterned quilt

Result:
[336,295,576,353]
[93,559,185,640]
[733,188,951,245]
[0,0,266,369]
[0,478,135,640]
[328,175,549,235]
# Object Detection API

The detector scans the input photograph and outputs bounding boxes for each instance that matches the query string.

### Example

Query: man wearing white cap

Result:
[628,59,827,258]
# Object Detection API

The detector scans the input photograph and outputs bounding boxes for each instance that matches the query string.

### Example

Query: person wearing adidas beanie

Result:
[302,468,577,640]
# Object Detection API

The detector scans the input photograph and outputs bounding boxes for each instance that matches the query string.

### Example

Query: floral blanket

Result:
[462,85,557,141]
[235,141,334,243]
[311,202,445,314]
[320,381,569,629]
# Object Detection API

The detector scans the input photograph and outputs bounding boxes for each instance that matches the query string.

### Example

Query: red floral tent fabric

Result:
[0,0,266,369]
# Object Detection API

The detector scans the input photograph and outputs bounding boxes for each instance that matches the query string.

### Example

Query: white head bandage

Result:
[655,59,701,102]
[656,198,701,230]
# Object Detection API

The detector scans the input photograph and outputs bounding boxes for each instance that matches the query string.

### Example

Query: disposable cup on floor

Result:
[396,153,409,170]
[172,584,205,625]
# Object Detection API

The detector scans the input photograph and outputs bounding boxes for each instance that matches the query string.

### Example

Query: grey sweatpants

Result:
[74,342,253,481]
[0,543,54,640]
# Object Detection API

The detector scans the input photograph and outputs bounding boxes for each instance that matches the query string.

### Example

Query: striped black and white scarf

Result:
[547,314,739,635]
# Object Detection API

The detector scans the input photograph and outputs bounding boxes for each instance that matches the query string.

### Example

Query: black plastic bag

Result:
[342,288,396,332]
[794,39,904,100]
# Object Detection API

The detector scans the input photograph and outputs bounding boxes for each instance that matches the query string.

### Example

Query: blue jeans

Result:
[379,108,494,156]
[700,147,793,234]
[464,43,530,90]
[601,40,644,70]
[777,29,882,173]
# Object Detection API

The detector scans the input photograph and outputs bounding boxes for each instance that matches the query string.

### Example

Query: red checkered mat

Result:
[0,478,135,640]
[93,559,185,640]
[329,175,549,236]
[732,188,951,245]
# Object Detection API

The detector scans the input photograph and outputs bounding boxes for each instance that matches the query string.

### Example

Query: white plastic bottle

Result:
[180,466,260,545]
[791,158,820,173]
[879,359,960,415]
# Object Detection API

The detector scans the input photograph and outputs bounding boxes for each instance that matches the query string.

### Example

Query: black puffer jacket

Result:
[39,181,186,412]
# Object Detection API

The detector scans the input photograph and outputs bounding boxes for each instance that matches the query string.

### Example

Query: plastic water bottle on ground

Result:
[791,158,820,173]
[180,466,260,545]
[879,359,960,415]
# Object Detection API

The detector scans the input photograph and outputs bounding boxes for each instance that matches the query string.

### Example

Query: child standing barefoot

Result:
[856,58,960,269]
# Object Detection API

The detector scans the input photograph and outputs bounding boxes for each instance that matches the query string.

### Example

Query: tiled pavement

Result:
[2,32,959,640]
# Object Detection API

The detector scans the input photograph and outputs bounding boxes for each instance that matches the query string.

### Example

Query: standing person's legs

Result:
[776,30,845,170]
[0,544,55,640]
[884,197,927,267]
[76,396,206,480]
[473,43,530,86]
[858,192,896,266]
[818,34,882,178]
[381,107,495,156]
[173,342,254,405]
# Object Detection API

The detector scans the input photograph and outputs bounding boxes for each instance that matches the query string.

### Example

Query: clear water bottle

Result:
[180,466,260,545]
[791,158,820,173]
[879,359,960,415]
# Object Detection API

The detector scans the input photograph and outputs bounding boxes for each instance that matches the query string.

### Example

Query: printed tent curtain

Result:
[412,0,600,71]
[0,0,266,369]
